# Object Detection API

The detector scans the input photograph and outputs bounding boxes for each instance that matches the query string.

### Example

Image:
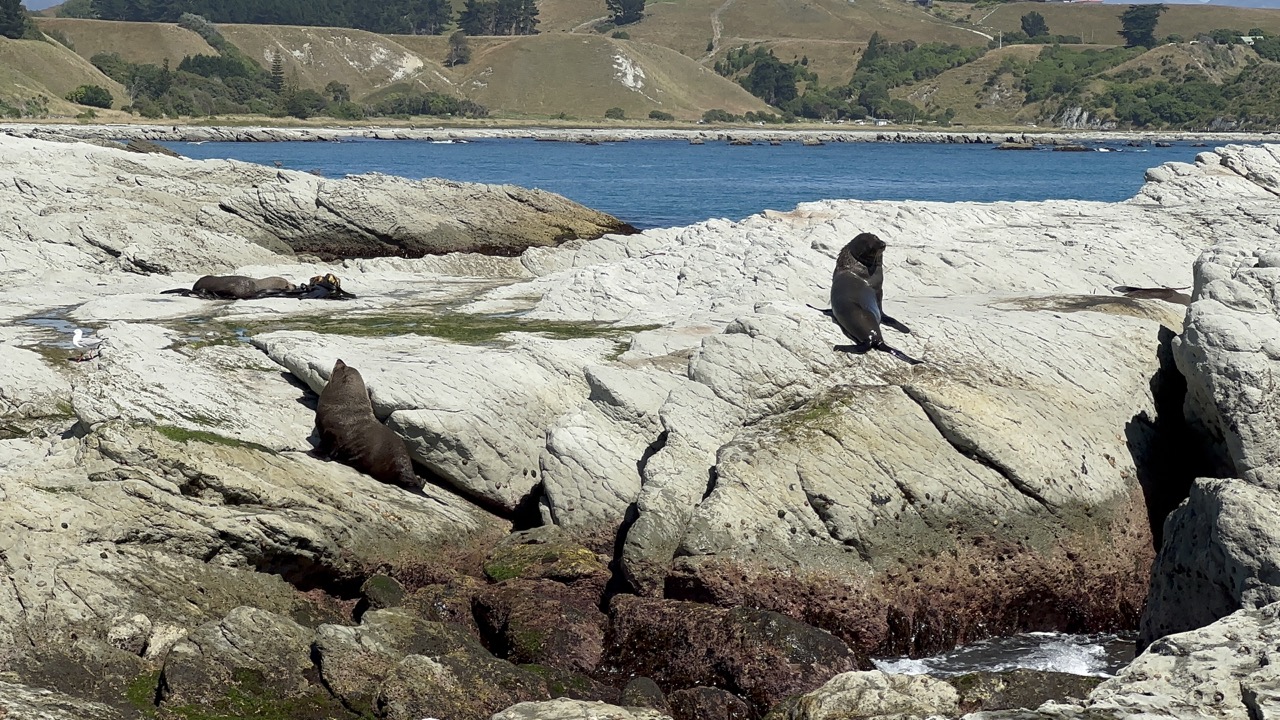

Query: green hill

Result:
[0,34,128,115]
[453,33,769,119]
[9,0,1280,126]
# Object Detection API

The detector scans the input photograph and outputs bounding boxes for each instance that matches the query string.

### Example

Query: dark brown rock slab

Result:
[948,670,1104,713]
[668,686,753,720]
[474,578,608,674]
[374,651,549,720]
[601,595,857,715]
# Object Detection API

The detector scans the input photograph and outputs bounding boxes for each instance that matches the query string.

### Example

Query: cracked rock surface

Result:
[3,135,1280,718]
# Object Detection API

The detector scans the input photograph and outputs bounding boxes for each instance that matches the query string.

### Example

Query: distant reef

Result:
[2,122,1278,145]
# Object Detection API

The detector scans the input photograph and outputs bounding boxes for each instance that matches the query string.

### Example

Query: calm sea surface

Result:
[165,138,1209,230]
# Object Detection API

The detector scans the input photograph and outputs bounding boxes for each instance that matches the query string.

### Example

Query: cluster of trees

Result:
[0,0,34,39]
[456,0,538,36]
[714,33,981,123]
[606,0,644,26]
[987,26,1280,129]
[84,0,535,36]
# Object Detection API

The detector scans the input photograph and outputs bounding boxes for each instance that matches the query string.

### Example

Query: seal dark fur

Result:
[315,359,422,491]
[818,232,922,365]
[1112,285,1192,306]
[161,275,296,300]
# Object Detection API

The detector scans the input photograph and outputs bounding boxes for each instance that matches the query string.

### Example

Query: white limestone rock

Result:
[789,670,960,720]
[491,698,675,720]
[256,329,618,511]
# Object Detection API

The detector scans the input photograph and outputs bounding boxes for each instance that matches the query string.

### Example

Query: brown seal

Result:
[160,275,295,299]
[1112,285,1192,306]
[811,232,921,365]
[315,359,422,490]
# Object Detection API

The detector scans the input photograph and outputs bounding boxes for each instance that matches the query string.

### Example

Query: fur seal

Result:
[1112,285,1192,306]
[819,232,922,365]
[161,275,296,300]
[315,359,422,491]
[285,273,357,300]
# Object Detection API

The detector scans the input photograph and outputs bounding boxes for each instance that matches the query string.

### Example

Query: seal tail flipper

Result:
[877,342,924,365]
[160,287,192,295]
[835,341,923,365]
[806,303,835,318]
[834,343,873,355]
[881,314,912,334]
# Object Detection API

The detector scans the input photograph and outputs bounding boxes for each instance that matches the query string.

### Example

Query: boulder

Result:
[473,579,608,674]
[601,595,857,714]
[786,670,960,720]
[313,608,489,715]
[1142,227,1280,646]
[157,607,320,707]
[491,698,674,720]
[0,135,634,281]
[667,687,752,720]
[621,677,671,714]
[374,651,548,720]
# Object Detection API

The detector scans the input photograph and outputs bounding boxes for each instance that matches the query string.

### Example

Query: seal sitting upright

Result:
[819,232,922,365]
[315,359,422,491]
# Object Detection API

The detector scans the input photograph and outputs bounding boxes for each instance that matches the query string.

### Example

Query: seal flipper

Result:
[881,314,911,334]
[160,287,192,295]
[807,303,835,318]
[835,340,923,366]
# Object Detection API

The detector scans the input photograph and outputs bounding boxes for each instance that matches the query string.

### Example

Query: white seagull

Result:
[71,328,102,361]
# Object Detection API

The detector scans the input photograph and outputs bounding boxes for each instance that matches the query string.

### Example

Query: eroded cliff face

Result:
[2,134,1280,720]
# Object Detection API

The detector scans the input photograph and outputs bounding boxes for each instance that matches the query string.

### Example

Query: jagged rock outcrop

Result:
[4,134,1280,718]
[0,134,633,280]
[1139,159,1280,647]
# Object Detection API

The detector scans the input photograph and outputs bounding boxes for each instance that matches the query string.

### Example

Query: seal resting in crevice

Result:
[1112,285,1192,306]
[315,359,422,491]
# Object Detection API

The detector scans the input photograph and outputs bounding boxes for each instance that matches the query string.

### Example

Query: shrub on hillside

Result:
[648,110,674,121]
[1254,36,1280,62]
[701,108,740,123]
[611,30,629,39]
[43,28,74,49]
[65,84,113,108]
[604,106,625,119]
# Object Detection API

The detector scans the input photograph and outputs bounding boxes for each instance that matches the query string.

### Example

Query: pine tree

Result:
[1118,3,1166,48]
[0,0,30,39]
[269,49,284,92]
[605,0,643,26]
[445,30,471,66]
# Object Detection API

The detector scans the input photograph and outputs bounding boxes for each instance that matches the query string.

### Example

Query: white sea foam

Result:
[871,632,1135,678]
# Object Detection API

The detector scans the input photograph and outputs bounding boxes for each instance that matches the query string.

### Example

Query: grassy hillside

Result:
[0,35,128,114]
[937,1,1280,45]
[38,17,215,66]
[217,24,451,98]
[13,0,1280,124]
[455,34,770,119]
[892,43,1045,127]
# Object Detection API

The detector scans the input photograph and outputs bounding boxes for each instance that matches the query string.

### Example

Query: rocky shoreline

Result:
[2,134,1280,720]
[2,121,1278,145]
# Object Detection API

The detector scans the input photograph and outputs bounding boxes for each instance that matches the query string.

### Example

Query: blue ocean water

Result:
[167,137,1209,230]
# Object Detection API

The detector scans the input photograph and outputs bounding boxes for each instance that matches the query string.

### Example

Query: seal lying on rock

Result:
[160,275,295,300]
[315,359,422,491]
[1112,285,1192,305]
[814,232,922,365]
